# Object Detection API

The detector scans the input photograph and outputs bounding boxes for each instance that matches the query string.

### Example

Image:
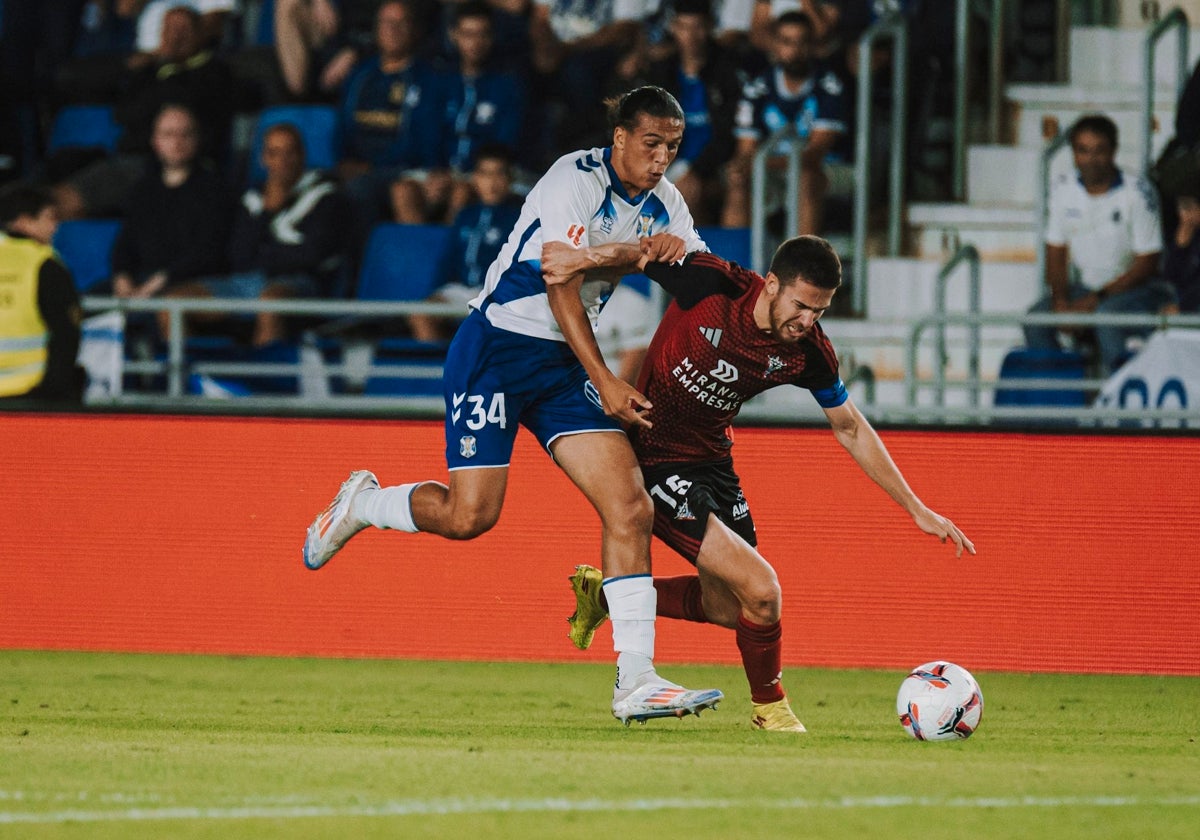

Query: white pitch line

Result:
[1,795,1199,824]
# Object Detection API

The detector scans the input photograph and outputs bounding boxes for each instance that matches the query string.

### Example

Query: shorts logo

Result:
[567,224,584,246]
[451,392,466,424]
[709,359,738,383]
[674,499,695,521]
[583,379,603,410]
[732,490,748,519]
[459,435,477,459]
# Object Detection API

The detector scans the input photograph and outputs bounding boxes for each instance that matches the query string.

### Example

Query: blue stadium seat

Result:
[357,223,453,301]
[47,105,123,153]
[994,348,1089,407]
[53,219,121,292]
[245,104,339,185]
[697,226,751,267]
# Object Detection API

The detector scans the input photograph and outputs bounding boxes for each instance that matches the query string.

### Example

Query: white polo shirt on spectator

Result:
[1045,169,1162,291]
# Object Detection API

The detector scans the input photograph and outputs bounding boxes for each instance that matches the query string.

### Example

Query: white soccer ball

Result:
[896,661,984,741]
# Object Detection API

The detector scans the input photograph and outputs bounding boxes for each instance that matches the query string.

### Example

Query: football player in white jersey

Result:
[304,87,724,725]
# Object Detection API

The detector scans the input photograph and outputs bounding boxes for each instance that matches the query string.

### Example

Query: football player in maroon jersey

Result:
[566,235,975,731]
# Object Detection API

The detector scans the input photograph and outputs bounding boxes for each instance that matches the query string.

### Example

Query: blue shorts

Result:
[442,309,622,470]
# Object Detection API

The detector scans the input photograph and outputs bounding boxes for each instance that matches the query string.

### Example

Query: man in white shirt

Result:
[1025,114,1176,372]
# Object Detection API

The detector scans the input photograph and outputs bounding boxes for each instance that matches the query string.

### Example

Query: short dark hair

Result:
[768,235,842,290]
[0,183,55,229]
[1069,113,1118,150]
[264,121,306,155]
[672,0,713,19]
[605,86,684,132]
[452,0,492,26]
[472,142,513,170]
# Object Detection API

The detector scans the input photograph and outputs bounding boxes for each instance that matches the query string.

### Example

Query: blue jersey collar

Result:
[603,148,648,206]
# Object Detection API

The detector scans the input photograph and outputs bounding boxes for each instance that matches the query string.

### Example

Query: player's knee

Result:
[740,573,782,624]
[624,489,655,536]
[443,504,500,540]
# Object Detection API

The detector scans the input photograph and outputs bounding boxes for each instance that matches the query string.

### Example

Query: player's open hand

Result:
[913,507,975,557]
[596,374,653,429]
[639,233,687,264]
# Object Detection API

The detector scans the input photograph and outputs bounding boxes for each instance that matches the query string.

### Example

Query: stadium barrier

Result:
[1,413,1197,676]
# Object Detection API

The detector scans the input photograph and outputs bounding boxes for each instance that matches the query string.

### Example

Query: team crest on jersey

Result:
[635,212,655,238]
[765,355,786,376]
[459,435,477,459]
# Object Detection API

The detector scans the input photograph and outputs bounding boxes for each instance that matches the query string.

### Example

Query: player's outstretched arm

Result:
[823,397,976,557]
[545,272,653,428]
[541,240,644,286]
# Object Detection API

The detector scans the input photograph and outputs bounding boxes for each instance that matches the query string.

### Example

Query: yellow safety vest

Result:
[0,234,53,396]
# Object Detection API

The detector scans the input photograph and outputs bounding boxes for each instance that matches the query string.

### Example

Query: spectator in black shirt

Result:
[109,103,233,339]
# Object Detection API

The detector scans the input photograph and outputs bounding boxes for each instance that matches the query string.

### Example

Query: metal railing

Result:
[80,295,465,404]
[931,244,982,407]
[904,310,1200,425]
[852,10,908,315]
[1142,6,1190,175]
[953,0,1006,199]
[750,125,803,275]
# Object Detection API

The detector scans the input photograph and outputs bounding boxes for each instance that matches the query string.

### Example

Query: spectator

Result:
[1024,114,1176,373]
[643,0,741,224]
[409,144,522,341]
[131,0,235,54]
[721,10,849,236]
[528,0,653,155]
[1162,190,1200,313]
[336,0,444,241]
[108,103,233,340]
[164,122,348,346]
[0,183,84,403]
[393,1,525,224]
[54,5,234,219]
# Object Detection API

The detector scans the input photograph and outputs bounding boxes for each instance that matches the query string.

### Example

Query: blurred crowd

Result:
[0,2,957,299]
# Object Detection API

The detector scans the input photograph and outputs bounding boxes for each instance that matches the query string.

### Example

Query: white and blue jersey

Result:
[468,146,706,341]
[444,146,706,470]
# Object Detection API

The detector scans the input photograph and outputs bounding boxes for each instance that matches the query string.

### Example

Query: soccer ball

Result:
[896,661,984,741]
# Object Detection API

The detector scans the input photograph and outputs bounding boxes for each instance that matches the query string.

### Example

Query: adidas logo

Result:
[699,326,722,347]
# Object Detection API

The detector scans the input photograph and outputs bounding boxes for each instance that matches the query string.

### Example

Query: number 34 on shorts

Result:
[452,392,508,430]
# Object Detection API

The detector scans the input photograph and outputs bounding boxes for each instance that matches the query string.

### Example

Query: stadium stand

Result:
[52,218,121,292]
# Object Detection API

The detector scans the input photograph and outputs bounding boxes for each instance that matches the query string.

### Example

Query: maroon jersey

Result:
[632,251,845,466]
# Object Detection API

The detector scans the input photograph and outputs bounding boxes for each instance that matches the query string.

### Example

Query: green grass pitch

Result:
[1,651,1196,839]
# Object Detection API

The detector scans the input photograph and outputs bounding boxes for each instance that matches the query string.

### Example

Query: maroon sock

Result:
[736,615,785,704]
[653,575,708,623]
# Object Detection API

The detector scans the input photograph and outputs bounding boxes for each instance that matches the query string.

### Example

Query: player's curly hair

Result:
[604,86,684,132]
[769,236,842,290]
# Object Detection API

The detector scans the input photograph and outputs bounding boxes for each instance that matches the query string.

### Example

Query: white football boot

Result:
[303,470,378,570]
[612,676,724,726]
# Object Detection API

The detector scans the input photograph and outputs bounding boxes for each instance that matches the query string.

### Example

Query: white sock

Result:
[353,483,422,533]
[603,574,657,692]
